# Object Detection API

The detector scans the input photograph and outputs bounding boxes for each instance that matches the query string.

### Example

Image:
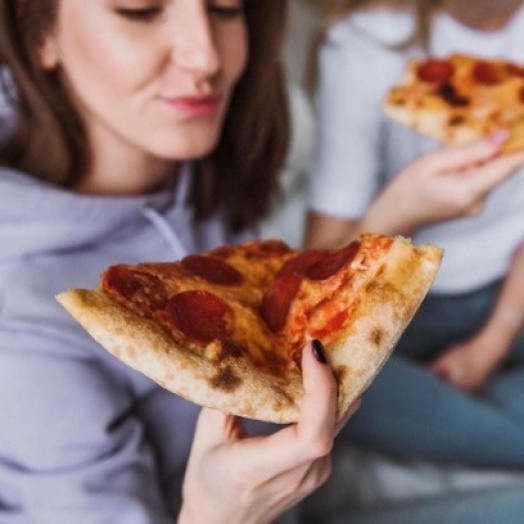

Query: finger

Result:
[430,367,449,383]
[428,355,447,375]
[470,149,524,194]
[428,356,445,374]
[229,341,338,476]
[429,360,456,385]
[189,408,244,456]
[295,339,338,455]
[426,130,509,171]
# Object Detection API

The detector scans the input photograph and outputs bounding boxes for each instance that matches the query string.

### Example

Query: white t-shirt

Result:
[309,6,524,293]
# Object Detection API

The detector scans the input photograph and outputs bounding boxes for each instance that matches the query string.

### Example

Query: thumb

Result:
[297,339,338,441]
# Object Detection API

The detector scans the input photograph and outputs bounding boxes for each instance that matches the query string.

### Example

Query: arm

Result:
[178,341,359,524]
[306,20,391,250]
[306,133,524,249]
[430,240,524,392]
[0,336,172,523]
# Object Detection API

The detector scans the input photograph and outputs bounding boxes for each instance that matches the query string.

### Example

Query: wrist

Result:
[475,324,514,362]
[362,200,420,238]
[178,501,265,524]
[485,309,523,343]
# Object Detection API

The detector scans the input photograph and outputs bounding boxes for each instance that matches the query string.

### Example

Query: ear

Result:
[39,32,60,70]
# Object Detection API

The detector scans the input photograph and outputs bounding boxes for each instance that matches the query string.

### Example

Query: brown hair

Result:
[0,0,290,232]
[195,1,290,231]
[304,0,439,90]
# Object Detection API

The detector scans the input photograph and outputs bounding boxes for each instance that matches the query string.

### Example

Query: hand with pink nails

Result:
[359,131,524,239]
[306,131,524,249]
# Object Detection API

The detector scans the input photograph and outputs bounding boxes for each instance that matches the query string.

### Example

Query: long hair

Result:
[304,0,438,90]
[0,0,290,232]
[0,0,88,185]
[195,1,290,231]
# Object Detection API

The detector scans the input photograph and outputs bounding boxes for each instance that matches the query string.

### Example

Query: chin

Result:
[152,132,221,161]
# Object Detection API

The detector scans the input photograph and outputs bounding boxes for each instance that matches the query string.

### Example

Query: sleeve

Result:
[0,332,173,524]
[307,20,394,219]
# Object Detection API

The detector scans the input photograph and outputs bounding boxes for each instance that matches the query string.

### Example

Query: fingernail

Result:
[312,339,327,364]
[488,129,509,147]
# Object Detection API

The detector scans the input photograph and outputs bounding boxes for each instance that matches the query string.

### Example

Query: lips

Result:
[160,93,223,118]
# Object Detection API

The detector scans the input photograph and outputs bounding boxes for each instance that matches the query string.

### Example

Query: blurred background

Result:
[260,0,317,247]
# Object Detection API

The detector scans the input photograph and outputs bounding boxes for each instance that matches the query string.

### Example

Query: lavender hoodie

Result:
[0,167,299,524]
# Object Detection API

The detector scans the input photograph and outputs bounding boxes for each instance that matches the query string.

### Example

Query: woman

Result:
[306,0,524,468]
[0,1,356,522]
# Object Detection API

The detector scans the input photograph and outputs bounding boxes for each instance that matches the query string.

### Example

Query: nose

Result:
[171,2,221,78]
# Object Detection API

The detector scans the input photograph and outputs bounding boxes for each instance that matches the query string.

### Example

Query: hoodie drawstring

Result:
[141,206,188,257]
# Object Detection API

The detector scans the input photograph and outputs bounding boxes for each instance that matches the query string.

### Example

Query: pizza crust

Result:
[56,289,303,423]
[325,239,443,418]
[56,237,442,424]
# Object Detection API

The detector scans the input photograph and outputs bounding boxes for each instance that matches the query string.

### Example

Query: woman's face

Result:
[40,0,247,184]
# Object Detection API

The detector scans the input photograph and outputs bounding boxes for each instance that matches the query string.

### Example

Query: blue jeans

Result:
[326,485,524,524]
[340,279,524,469]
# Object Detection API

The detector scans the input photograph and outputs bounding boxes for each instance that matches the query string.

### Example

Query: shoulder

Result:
[318,8,415,80]
[0,256,102,360]
[326,7,415,48]
[316,8,415,98]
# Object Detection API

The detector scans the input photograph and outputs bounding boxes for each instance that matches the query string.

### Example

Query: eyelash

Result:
[115,5,244,22]
[208,6,244,19]
[115,8,161,21]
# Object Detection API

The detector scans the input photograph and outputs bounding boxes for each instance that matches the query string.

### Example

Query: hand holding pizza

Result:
[178,341,360,524]
[383,54,524,153]
[365,132,524,237]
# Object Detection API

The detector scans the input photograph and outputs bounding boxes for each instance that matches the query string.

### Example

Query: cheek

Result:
[56,11,156,106]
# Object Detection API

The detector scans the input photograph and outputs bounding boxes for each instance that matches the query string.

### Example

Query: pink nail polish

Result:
[488,129,510,147]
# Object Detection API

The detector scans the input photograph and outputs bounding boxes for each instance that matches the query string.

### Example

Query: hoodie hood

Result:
[0,167,187,261]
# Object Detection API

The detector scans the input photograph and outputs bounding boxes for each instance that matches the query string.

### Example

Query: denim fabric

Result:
[340,280,524,468]
[328,485,524,524]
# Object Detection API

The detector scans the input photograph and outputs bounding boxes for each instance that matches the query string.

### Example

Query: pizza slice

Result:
[56,234,443,424]
[383,53,524,152]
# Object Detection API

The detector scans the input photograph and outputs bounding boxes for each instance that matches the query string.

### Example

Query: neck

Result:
[75,154,180,196]
[442,0,523,31]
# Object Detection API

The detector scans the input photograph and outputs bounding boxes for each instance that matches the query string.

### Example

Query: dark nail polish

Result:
[312,339,327,364]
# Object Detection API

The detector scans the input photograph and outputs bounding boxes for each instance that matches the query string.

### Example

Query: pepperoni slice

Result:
[305,241,360,281]
[103,265,167,310]
[165,290,232,344]
[255,239,293,255]
[260,272,302,333]
[181,255,243,286]
[473,61,504,85]
[417,59,455,84]
[245,239,293,260]
[279,250,327,277]
[507,63,524,79]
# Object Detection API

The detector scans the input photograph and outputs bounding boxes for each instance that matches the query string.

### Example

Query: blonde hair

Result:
[304,0,439,89]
